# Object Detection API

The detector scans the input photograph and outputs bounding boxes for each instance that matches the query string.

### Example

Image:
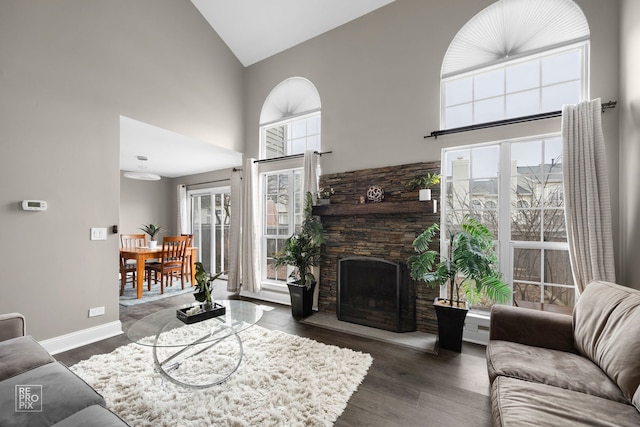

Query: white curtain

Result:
[303,150,321,309]
[303,149,319,204]
[240,158,261,293]
[227,169,243,292]
[561,98,616,294]
[177,185,189,234]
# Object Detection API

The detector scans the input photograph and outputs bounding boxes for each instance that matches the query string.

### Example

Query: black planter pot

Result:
[433,297,469,353]
[287,281,316,318]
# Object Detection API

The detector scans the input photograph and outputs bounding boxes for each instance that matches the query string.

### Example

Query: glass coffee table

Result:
[127,300,263,389]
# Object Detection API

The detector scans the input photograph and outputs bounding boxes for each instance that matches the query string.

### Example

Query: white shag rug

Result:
[71,325,373,427]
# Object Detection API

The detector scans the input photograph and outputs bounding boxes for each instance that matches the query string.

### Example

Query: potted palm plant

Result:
[274,192,326,318]
[405,173,441,201]
[139,224,164,249]
[408,215,511,352]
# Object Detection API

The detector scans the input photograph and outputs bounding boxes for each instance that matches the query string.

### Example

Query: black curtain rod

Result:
[185,167,243,186]
[188,178,230,186]
[253,150,333,164]
[425,100,617,139]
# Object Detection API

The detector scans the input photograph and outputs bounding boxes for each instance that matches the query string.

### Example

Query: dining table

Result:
[120,246,198,299]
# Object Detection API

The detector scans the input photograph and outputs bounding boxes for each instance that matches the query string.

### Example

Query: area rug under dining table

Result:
[70,325,373,426]
[119,279,224,307]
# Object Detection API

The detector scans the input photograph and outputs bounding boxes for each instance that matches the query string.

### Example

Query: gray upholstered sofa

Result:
[487,280,640,426]
[0,313,129,427]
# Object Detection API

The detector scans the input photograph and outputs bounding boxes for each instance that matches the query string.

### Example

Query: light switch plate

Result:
[88,306,105,317]
[90,228,107,240]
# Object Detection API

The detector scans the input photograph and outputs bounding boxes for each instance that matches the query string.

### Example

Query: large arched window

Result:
[439,1,589,325]
[441,0,590,129]
[260,77,321,159]
[259,77,321,287]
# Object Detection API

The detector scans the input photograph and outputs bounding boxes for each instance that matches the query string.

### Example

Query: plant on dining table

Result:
[139,224,165,242]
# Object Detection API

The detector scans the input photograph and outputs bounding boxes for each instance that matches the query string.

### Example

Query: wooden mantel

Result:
[312,200,437,216]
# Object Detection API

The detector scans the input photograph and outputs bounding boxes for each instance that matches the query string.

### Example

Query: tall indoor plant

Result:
[408,215,511,351]
[274,192,325,318]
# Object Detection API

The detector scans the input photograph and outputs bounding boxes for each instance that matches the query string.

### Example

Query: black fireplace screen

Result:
[337,257,416,332]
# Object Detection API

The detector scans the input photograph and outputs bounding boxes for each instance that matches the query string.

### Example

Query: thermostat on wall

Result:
[22,200,47,211]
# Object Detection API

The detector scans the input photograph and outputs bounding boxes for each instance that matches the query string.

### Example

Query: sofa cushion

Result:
[52,404,129,427]
[489,305,576,353]
[487,340,626,403]
[0,335,55,381]
[0,362,105,427]
[492,376,640,427]
[0,313,26,341]
[574,280,640,402]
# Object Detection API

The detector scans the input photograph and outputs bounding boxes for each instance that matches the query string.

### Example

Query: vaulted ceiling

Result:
[121,0,395,178]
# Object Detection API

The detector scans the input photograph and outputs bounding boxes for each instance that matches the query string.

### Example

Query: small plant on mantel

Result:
[405,172,441,190]
[405,173,441,201]
[316,187,335,205]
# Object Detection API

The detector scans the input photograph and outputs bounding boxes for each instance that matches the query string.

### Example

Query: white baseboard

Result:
[463,312,490,346]
[39,321,123,355]
[241,282,290,306]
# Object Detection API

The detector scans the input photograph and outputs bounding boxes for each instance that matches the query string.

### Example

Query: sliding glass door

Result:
[189,187,230,276]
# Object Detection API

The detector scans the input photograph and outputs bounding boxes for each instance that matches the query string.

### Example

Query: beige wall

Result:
[243,0,624,281]
[0,0,243,341]
[119,174,175,240]
[620,0,640,289]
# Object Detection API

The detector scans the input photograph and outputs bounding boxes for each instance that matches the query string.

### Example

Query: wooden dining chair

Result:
[145,235,188,294]
[181,233,194,285]
[119,234,147,296]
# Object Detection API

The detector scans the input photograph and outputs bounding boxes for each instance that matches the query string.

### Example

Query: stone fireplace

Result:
[314,162,441,335]
[338,256,414,332]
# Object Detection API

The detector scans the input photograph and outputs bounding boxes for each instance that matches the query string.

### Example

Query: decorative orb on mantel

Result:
[366,185,384,203]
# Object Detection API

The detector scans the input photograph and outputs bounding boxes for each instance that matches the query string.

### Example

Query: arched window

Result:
[441,0,590,129]
[258,77,321,288]
[260,77,321,159]
[439,1,586,318]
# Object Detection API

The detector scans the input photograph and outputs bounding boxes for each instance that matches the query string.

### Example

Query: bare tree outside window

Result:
[264,170,303,282]
[443,137,574,312]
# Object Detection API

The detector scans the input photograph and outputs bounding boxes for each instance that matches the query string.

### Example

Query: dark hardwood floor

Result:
[56,289,492,427]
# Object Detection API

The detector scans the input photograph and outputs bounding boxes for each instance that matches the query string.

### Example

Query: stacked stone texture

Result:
[317,161,441,334]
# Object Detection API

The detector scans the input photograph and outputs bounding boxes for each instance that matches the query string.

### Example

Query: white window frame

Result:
[260,168,304,288]
[440,134,573,312]
[441,42,589,130]
[187,186,230,276]
[259,111,321,160]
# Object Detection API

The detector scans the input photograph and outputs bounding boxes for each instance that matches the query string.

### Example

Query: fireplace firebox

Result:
[337,257,416,332]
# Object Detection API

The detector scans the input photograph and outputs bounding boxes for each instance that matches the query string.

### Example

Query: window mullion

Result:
[499,141,513,300]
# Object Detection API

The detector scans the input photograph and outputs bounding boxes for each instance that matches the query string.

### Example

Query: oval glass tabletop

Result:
[127,300,263,348]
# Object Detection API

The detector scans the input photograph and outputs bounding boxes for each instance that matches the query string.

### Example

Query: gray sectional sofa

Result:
[0,313,129,427]
[487,280,640,426]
